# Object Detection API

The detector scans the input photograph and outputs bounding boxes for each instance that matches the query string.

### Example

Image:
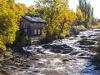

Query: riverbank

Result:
[0,52,39,75]
[0,52,100,75]
[0,28,100,75]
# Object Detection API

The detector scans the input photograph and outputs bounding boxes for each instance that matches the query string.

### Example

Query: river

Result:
[12,29,100,75]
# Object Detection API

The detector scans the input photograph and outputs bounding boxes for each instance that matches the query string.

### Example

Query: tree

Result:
[36,0,76,43]
[76,7,85,25]
[27,5,40,17]
[0,0,27,51]
[78,0,94,28]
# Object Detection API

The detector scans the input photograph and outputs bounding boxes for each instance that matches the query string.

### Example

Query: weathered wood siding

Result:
[20,17,46,44]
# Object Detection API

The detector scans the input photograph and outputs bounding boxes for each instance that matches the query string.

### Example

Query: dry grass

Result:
[90,23,100,29]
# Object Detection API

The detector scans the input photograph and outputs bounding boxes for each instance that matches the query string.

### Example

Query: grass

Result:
[73,25,86,31]
[73,22,100,31]
[90,22,100,29]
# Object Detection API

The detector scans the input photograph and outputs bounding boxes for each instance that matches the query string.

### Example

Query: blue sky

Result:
[15,0,100,19]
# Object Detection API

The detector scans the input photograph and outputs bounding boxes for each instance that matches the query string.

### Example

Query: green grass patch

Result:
[73,25,86,31]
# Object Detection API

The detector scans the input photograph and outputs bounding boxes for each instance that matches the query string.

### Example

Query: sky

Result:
[15,0,100,19]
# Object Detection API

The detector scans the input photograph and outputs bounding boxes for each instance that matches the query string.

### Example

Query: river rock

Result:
[42,44,73,54]
[42,70,63,75]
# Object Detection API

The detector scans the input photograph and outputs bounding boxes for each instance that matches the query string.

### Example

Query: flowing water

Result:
[14,30,100,75]
[15,54,100,75]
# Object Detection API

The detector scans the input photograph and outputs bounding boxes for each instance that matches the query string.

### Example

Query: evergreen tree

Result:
[78,0,94,28]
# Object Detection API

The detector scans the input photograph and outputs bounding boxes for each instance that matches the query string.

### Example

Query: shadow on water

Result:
[80,59,100,75]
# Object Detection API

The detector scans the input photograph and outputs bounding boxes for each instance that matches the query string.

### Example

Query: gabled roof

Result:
[24,16,46,23]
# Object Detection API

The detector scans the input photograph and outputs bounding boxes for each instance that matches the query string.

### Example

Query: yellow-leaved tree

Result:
[36,0,76,43]
[0,0,27,51]
[76,7,85,25]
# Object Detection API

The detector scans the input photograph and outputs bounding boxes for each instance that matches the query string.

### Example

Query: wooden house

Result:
[20,16,46,44]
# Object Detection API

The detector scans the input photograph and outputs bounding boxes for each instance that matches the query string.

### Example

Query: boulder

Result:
[42,44,73,54]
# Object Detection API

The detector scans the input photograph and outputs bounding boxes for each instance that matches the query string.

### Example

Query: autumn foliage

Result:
[0,0,95,50]
[35,0,76,43]
[0,0,27,51]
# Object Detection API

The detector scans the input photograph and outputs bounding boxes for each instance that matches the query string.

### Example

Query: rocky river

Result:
[1,29,100,75]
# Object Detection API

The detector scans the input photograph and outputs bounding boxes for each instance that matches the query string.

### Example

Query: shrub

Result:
[73,25,86,31]
[14,30,31,47]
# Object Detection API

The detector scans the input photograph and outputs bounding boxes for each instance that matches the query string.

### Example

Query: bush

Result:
[73,25,86,31]
[14,30,31,47]
[71,25,86,35]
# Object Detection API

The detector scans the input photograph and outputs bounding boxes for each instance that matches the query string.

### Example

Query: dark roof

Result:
[24,16,46,23]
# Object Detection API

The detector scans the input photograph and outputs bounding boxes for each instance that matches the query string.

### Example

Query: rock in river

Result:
[42,44,73,54]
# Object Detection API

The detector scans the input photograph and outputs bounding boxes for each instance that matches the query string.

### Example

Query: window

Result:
[34,29,37,35]
[33,29,41,35]
[23,23,27,33]
[38,29,41,35]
